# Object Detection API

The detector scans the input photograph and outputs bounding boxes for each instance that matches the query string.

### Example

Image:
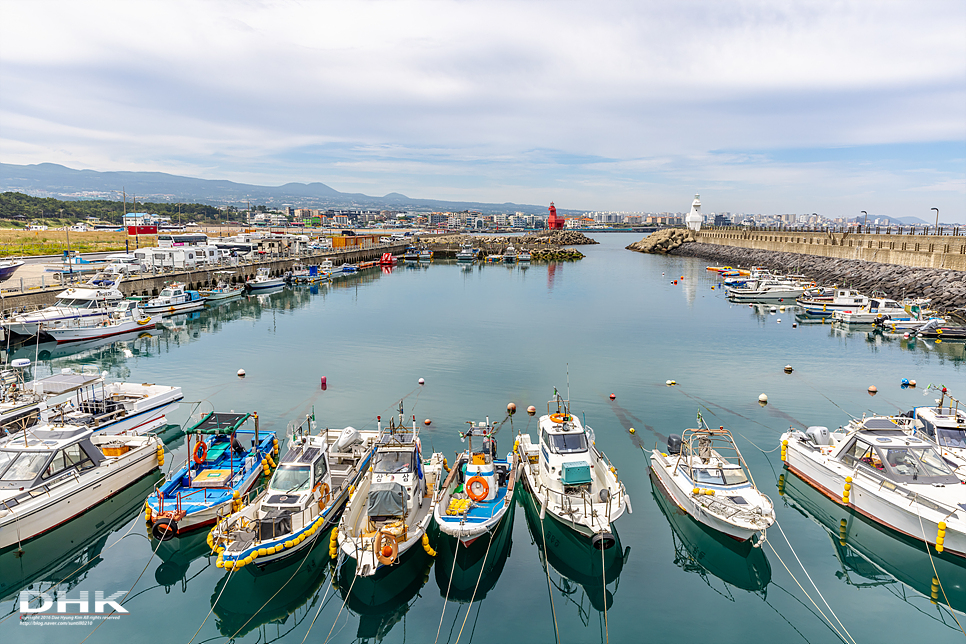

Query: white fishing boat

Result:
[246,267,286,291]
[3,269,126,337]
[515,390,631,549]
[434,419,519,546]
[141,282,206,316]
[503,245,517,263]
[211,414,380,572]
[418,248,433,262]
[0,362,104,437]
[456,243,478,263]
[0,422,164,550]
[649,421,774,543]
[518,248,531,263]
[900,387,966,470]
[780,420,966,558]
[796,288,869,317]
[831,295,913,325]
[336,407,444,577]
[726,278,806,302]
[43,300,155,343]
[199,271,244,300]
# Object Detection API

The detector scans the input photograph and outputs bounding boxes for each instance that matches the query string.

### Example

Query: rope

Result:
[539,499,561,644]
[293,557,337,644]
[435,535,462,644]
[182,564,236,644]
[455,531,495,643]
[914,496,966,637]
[319,566,359,644]
[601,534,609,644]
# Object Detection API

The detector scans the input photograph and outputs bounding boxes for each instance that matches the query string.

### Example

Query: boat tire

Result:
[152,518,178,541]
[591,531,615,550]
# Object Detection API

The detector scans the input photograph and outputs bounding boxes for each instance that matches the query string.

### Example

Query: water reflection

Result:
[780,471,966,621]
[151,529,213,594]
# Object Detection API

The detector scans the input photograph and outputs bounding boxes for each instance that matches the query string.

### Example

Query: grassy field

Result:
[0,230,157,257]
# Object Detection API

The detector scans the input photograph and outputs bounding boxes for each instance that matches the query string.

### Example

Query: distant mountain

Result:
[896,216,929,225]
[0,163,561,215]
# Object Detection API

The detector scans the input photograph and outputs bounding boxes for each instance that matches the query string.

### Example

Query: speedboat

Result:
[780,420,966,557]
[797,288,869,317]
[141,282,206,316]
[0,259,24,281]
[336,408,444,577]
[649,422,774,542]
[518,248,531,263]
[246,267,286,291]
[832,295,912,325]
[199,271,244,300]
[210,414,380,572]
[43,300,155,343]
[0,422,164,549]
[146,411,277,540]
[726,278,806,302]
[3,269,126,338]
[418,248,433,262]
[434,418,518,547]
[900,387,966,468]
[456,243,477,263]
[503,245,517,263]
[515,390,631,549]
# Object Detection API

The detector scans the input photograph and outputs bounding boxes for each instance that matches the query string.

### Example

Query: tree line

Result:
[0,192,225,224]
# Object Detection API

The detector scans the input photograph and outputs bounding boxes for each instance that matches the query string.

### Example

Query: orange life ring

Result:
[549,413,571,424]
[374,531,398,566]
[193,441,208,464]
[466,476,489,502]
[314,482,331,509]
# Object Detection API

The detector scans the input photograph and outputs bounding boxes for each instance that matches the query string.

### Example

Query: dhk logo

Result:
[19,591,128,614]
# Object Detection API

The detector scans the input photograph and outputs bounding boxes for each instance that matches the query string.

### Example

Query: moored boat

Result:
[797,288,869,317]
[199,271,244,300]
[2,269,126,338]
[141,282,206,316]
[43,300,155,343]
[456,243,478,263]
[518,248,531,263]
[246,267,286,291]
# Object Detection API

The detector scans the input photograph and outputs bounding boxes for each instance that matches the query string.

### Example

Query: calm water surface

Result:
[2,233,964,643]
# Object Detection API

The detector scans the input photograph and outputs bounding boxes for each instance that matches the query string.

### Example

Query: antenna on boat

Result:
[566,363,570,402]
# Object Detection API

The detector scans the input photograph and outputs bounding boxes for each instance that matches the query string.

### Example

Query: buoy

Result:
[237,369,246,377]
[527,405,536,416]
[903,332,910,339]
[609,393,616,400]
[779,305,785,312]
[673,280,677,285]
[418,378,425,385]
[910,380,916,387]
[792,322,798,328]
[868,385,877,396]
[758,393,768,403]
[320,376,327,389]
[901,378,909,386]
[507,402,516,415]
[424,418,431,426]
[784,365,793,374]
[666,379,672,385]
[777,318,781,323]
[629,427,636,434]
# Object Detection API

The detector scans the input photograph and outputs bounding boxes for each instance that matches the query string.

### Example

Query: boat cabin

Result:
[911,406,966,451]
[0,427,103,493]
[667,427,750,489]
[835,428,959,485]
[539,413,593,491]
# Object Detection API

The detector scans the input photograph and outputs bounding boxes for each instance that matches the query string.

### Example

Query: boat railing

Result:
[848,461,959,517]
[534,478,624,528]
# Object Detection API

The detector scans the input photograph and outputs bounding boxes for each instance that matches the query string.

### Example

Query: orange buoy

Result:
[868,385,877,396]
[424,419,432,426]
[527,406,536,416]
[609,393,616,400]
[382,545,393,558]
[507,402,516,415]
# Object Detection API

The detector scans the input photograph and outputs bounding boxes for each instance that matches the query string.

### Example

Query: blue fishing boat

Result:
[146,411,277,540]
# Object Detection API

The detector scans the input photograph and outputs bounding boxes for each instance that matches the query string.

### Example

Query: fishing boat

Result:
[418,248,433,262]
[831,295,913,325]
[0,421,164,549]
[141,282,206,316]
[503,245,517,263]
[289,264,325,284]
[725,278,806,302]
[0,259,24,281]
[320,258,343,279]
[43,300,155,343]
[515,390,631,549]
[403,246,420,262]
[434,418,518,547]
[0,362,106,437]
[246,267,286,291]
[456,243,477,263]
[199,271,244,300]
[210,413,380,572]
[2,269,126,338]
[518,248,531,263]
[796,288,869,317]
[146,411,277,540]
[336,407,444,578]
[649,420,774,542]
[900,387,966,468]
[340,263,358,274]
[780,419,966,557]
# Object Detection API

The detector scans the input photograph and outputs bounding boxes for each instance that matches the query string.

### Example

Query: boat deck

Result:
[440,487,508,524]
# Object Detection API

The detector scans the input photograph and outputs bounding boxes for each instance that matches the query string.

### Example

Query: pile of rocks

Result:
[528,248,585,261]
[625,228,694,254]
[671,242,966,313]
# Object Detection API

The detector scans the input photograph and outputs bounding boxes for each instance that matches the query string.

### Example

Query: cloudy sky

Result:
[1,0,964,219]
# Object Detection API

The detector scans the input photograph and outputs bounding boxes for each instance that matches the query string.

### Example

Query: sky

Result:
[1,0,964,220]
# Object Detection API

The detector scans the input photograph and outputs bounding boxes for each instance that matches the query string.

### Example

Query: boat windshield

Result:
[692,466,748,485]
[0,451,15,477]
[937,428,966,449]
[160,289,174,297]
[0,451,50,481]
[548,433,588,454]
[883,447,954,478]
[373,450,413,474]
[269,464,311,493]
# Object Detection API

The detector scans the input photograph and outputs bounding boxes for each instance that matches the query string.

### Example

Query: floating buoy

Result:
[673,280,677,285]
[680,276,684,280]
[758,393,768,403]
[749,304,753,308]
[418,378,425,385]
[629,427,636,434]
[903,332,910,339]
[527,405,536,416]
[901,378,909,386]
[666,379,677,386]
[777,318,781,323]
[784,365,793,374]
[237,369,246,378]
[779,305,785,312]
[320,376,327,389]
[910,380,917,387]
[424,418,431,426]
[792,323,798,328]
[868,385,877,396]
[609,393,616,400]
[507,402,516,415]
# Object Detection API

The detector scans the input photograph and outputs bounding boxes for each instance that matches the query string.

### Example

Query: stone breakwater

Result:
[670,241,966,313]
[421,230,595,260]
[625,228,694,254]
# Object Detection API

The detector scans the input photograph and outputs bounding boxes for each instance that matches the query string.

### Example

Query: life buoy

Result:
[193,441,208,464]
[549,412,571,424]
[466,476,489,502]
[314,482,331,509]
[374,531,398,566]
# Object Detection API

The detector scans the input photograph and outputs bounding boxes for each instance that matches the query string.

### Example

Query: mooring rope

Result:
[319,565,359,644]
[435,533,462,644]
[914,497,966,637]
[455,531,495,643]
[539,500,561,644]
[600,533,610,644]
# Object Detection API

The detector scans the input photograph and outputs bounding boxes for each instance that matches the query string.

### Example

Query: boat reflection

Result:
[211,537,330,639]
[0,473,161,610]
[519,487,627,618]
[151,528,213,594]
[779,471,966,618]
[650,470,771,593]
[433,496,515,602]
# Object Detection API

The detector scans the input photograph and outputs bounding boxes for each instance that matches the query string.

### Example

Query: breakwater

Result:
[671,241,966,313]
[421,230,595,260]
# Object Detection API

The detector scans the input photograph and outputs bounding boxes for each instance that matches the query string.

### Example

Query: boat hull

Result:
[47,319,156,343]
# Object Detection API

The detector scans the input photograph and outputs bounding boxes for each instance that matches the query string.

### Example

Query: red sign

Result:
[127,225,158,235]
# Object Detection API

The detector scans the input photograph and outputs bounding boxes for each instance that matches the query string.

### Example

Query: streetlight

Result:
[932,207,939,235]
[861,210,868,232]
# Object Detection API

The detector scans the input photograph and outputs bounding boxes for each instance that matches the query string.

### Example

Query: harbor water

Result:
[2,232,964,643]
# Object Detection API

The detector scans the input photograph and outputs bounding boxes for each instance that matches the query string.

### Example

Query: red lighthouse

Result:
[548,201,565,230]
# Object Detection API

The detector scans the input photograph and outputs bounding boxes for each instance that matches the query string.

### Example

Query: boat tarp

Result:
[367,482,407,517]
[188,411,252,435]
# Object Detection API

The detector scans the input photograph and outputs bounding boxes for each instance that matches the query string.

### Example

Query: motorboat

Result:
[418,248,433,262]
[515,390,631,549]
[42,300,155,343]
[456,243,478,263]
[831,296,913,325]
[2,269,126,338]
[518,248,531,263]
[246,267,286,291]
[916,319,966,340]
[340,263,358,274]
[211,414,380,572]
[289,264,325,284]
[900,387,966,468]
[0,259,24,281]
[199,271,244,300]
[0,422,164,549]
[146,411,277,540]
[403,246,420,262]
[503,245,517,263]
[797,288,869,317]
[780,420,966,557]
[141,282,206,316]
[726,278,806,302]
[336,408,444,578]
[649,422,774,542]
[434,418,518,547]
[0,361,105,437]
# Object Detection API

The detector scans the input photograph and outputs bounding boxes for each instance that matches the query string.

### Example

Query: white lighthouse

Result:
[686,194,702,232]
